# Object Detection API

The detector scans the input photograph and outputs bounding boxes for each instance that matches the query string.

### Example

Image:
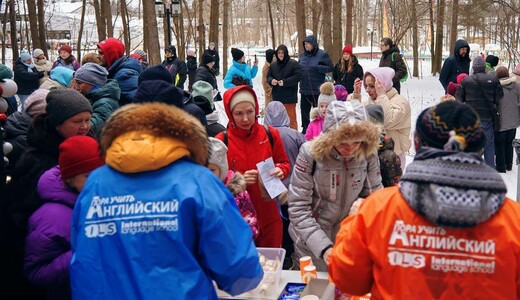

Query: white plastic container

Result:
[216,247,286,299]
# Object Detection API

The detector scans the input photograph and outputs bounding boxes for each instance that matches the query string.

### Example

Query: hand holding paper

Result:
[256,157,287,199]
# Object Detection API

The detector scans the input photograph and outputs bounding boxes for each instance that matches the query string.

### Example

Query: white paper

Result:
[256,157,287,199]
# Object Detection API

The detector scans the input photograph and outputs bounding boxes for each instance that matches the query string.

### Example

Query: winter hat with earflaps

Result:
[208,137,229,181]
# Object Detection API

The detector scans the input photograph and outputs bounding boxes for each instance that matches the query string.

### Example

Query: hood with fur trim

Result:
[100,103,208,173]
[225,170,247,196]
[310,100,380,161]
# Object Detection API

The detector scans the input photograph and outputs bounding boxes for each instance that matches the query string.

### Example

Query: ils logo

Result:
[388,251,425,268]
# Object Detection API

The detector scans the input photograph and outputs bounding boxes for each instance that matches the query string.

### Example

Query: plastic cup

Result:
[299,256,312,277]
[302,265,317,283]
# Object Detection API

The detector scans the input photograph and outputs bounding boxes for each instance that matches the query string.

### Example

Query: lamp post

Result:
[367,28,376,61]
[164,0,172,46]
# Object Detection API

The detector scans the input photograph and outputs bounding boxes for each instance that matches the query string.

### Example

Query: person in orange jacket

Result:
[329,100,520,299]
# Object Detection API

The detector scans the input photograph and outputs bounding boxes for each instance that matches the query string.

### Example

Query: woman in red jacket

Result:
[216,85,290,247]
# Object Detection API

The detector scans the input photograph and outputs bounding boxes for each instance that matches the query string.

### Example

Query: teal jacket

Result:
[86,80,120,134]
[224,60,258,89]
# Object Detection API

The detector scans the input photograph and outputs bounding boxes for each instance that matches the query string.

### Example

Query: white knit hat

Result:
[229,89,256,112]
[208,137,229,181]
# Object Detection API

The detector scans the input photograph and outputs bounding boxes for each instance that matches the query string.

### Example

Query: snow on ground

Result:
[214,57,519,201]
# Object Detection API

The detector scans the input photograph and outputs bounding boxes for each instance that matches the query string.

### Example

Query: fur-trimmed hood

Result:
[310,100,381,161]
[100,102,209,172]
[225,170,247,196]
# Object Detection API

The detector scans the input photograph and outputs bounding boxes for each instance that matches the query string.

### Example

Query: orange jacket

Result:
[329,186,520,300]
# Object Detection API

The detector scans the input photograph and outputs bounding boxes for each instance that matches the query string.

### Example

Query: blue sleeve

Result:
[224,68,235,89]
[317,51,334,74]
[114,69,139,103]
[250,65,258,79]
[196,175,263,296]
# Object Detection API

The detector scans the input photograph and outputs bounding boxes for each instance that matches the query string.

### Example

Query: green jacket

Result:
[86,80,121,134]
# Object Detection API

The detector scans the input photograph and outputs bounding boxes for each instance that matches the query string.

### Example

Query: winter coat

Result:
[4,110,32,167]
[39,67,74,90]
[439,40,471,92]
[261,62,272,103]
[24,166,77,300]
[204,48,220,73]
[224,170,259,239]
[288,100,383,271]
[85,80,120,134]
[206,111,226,137]
[215,86,291,245]
[187,56,198,91]
[456,72,503,122]
[13,58,41,95]
[379,45,407,87]
[224,60,258,89]
[304,110,324,140]
[263,101,307,187]
[333,56,364,94]
[195,64,218,90]
[299,35,334,96]
[34,58,53,85]
[39,78,66,90]
[378,134,402,187]
[52,57,80,72]
[329,148,517,299]
[162,56,187,88]
[267,45,302,104]
[107,56,141,105]
[182,90,207,126]
[70,102,263,300]
[497,76,520,131]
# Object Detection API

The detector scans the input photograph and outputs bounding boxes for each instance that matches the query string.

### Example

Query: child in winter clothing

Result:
[52,44,80,71]
[365,104,402,186]
[24,136,104,300]
[305,82,336,140]
[208,137,259,239]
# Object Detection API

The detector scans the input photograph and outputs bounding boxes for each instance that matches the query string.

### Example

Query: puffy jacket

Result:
[4,110,32,167]
[333,55,364,94]
[299,35,334,96]
[107,56,141,105]
[329,149,519,299]
[267,45,302,104]
[195,64,218,90]
[497,76,520,131]
[439,39,471,92]
[24,166,77,300]
[455,72,503,122]
[70,103,262,300]
[379,45,407,86]
[224,60,258,89]
[13,58,41,95]
[52,57,80,72]
[162,56,187,88]
[304,113,324,140]
[85,80,120,134]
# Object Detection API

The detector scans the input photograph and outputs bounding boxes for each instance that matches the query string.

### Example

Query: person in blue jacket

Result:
[224,47,258,89]
[70,102,263,300]
[298,35,334,133]
[439,39,471,93]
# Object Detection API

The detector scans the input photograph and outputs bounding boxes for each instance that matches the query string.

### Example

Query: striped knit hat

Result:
[415,101,486,152]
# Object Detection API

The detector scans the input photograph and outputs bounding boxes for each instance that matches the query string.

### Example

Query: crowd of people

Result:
[0,35,518,300]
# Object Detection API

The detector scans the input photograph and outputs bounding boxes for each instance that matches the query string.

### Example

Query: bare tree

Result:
[197,0,204,59]
[37,0,47,57]
[2,0,9,64]
[27,0,39,50]
[267,0,276,46]
[295,0,305,56]
[449,0,458,55]
[120,0,130,54]
[103,0,113,38]
[209,0,219,50]
[321,0,332,54]
[76,0,87,62]
[93,0,107,41]
[311,0,319,37]
[410,0,419,77]
[429,0,435,74]
[433,0,445,74]
[332,0,342,62]
[143,0,161,65]
[223,0,229,77]
[345,0,353,45]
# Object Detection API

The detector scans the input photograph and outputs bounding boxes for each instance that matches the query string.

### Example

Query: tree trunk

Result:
[178,5,186,61]
[9,0,17,61]
[267,0,275,47]
[345,0,353,45]
[449,0,458,55]
[93,0,106,41]
[27,0,39,50]
[103,0,113,38]
[332,0,342,63]
[120,0,130,54]
[295,0,306,56]
[209,0,219,50]
[433,0,445,75]
[311,0,319,37]
[2,0,9,64]
[411,0,419,78]
[76,0,87,62]
[143,0,160,65]
[37,0,47,57]
[429,0,435,74]
[181,0,196,55]
[222,0,229,77]
[321,0,332,55]
[198,0,204,60]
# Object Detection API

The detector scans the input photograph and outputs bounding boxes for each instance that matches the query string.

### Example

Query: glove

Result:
[37,71,45,78]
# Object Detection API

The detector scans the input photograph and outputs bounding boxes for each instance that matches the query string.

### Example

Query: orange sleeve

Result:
[329,213,374,296]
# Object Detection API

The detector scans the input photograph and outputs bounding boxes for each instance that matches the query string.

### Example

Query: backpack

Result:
[391,52,409,83]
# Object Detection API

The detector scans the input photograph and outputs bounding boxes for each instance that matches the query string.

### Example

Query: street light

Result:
[155,1,172,46]
[367,28,377,61]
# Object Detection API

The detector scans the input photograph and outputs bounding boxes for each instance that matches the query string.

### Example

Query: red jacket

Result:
[216,86,290,232]
[329,186,520,299]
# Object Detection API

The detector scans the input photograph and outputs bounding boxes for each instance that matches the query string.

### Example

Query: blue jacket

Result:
[224,60,258,89]
[439,39,471,92]
[299,35,334,96]
[107,56,141,105]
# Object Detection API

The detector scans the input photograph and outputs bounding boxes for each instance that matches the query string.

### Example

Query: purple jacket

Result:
[24,166,77,298]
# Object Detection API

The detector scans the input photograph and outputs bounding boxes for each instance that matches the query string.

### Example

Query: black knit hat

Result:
[202,53,215,65]
[415,101,486,152]
[46,89,93,128]
[485,55,499,68]
[231,48,244,61]
[138,64,173,85]
[133,80,184,108]
[265,49,275,62]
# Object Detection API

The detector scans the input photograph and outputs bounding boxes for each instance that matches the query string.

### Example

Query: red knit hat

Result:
[342,45,353,55]
[59,136,104,179]
[59,44,72,54]
[456,73,468,84]
[97,38,125,69]
[447,82,459,96]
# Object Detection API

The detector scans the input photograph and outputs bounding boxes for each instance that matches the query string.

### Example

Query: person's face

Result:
[459,47,468,57]
[304,42,314,52]
[335,141,362,157]
[23,58,32,64]
[56,111,91,138]
[208,163,221,180]
[165,50,173,58]
[364,75,377,100]
[380,42,390,52]
[74,79,95,95]
[65,172,90,192]
[209,44,215,50]
[231,102,255,130]
[238,56,246,63]
[97,49,107,67]
[60,50,70,59]
[36,54,45,60]
[319,102,328,116]
[277,50,285,61]
[342,52,351,61]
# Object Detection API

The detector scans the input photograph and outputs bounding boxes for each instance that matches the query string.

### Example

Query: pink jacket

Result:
[224,170,259,239]
[305,114,324,140]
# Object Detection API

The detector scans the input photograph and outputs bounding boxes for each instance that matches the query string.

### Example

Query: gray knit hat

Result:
[472,56,486,73]
[74,62,108,87]
[46,89,93,128]
[208,137,229,181]
[192,81,214,114]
